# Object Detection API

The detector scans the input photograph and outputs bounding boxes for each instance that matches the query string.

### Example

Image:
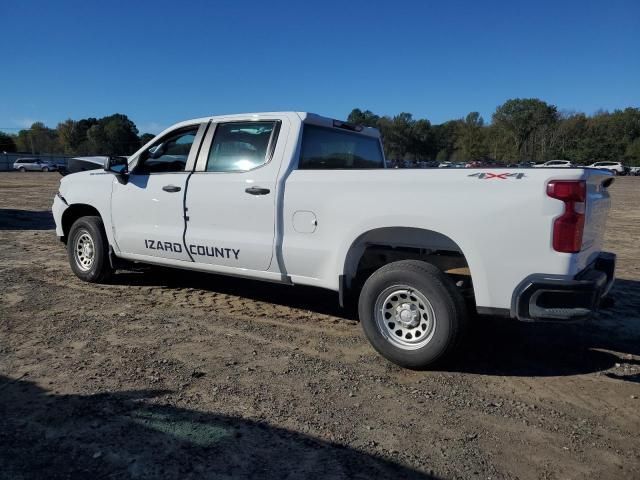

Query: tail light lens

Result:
[547,180,586,253]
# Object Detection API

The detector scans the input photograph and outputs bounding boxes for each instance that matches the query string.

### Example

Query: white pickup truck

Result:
[53,112,616,368]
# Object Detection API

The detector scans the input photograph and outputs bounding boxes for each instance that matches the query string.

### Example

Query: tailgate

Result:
[578,170,614,270]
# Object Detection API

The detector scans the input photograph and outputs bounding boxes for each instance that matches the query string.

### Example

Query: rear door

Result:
[184,117,285,271]
[111,123,207,261]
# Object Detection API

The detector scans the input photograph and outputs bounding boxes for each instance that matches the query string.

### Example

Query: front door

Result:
[111,124,204,261]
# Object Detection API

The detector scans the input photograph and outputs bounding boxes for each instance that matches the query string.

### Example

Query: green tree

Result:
[85,114,140,155]
[347,108,380,127]
[0,132,17,152]
[624,138,640,166]
[492,98,558,161]
[57,117,101,155]
[15,122,59,154]
[409,119,434,160]
[432,120,462,161]
[388,113,415,160]
[455,112,488,160]
[139,133,156,146]
[101,114,140,155]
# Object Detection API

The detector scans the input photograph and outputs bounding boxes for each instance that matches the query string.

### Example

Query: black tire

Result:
[358,260,467,369]
[67,216,113,283]
[42,167,49,172]
[18,167,26,172]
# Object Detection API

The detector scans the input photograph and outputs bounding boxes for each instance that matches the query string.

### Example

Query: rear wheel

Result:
[18,167,26,172]
[41,166,49,172]
[67,216,113,283]
[358,260,467,369]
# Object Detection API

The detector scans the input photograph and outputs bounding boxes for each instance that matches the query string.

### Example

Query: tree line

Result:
[1,99,639,165]
[348,99,640,166]
[0,113,154,157]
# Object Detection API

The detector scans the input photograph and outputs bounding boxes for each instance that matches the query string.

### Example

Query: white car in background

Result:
[534,160,574,168]
[587,161,626,175]
[13,158,58,172]
[629,166,640,176]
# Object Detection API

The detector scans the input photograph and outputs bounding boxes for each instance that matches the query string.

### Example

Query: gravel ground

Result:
[0,172,638,479]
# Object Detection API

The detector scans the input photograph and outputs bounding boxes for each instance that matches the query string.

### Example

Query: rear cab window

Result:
[299,124,384,169]
[206,121,279,172]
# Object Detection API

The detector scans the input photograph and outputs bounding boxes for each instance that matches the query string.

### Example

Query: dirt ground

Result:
[0,172,638,479]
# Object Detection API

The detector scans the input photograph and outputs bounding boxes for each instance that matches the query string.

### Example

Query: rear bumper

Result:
[512,252,616,321]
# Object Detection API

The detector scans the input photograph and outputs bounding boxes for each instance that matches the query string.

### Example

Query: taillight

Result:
[547,180,586,253]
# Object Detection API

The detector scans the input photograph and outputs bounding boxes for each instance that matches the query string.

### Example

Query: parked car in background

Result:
[13,158,58,172]
[629,166,640,176]
[514,161,537,168]
[534,160,574,168]
[438,161,453,168]
[465,160,504,168]
[417,160,439,168]
[586,161,627,176]
[401,159,415,168]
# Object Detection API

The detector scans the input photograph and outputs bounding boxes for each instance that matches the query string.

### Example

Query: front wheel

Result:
[67,216,113,283]
[358,260,467,369]
[18,167,26,172]
[41,167,49,172]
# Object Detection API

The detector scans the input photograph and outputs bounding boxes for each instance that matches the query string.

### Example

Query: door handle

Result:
[245,186,270,195]
[162,185,181,193]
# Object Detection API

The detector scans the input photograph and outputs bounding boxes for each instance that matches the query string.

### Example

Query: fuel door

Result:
[293,210,317,234]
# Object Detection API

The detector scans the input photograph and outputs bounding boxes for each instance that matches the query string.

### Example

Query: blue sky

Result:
[2,0,639,134]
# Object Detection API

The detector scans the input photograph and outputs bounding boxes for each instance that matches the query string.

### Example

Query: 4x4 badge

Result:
[468,172,526,180]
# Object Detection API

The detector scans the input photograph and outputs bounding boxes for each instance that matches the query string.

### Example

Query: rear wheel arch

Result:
[340,227,474,306]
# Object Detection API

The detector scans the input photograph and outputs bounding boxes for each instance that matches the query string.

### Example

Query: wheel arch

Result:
[340,227,475,306]
[60,204,103,243]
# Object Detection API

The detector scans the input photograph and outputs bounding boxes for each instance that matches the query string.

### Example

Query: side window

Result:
[206,121,277,172]
[299,125,384,169]
[136,127,199,174]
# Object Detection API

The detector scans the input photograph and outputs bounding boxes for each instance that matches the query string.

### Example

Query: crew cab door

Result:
[184,118,284,272]
[110,123,207,261]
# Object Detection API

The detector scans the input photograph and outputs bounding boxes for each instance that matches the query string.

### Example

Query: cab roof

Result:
[166,112,381,138]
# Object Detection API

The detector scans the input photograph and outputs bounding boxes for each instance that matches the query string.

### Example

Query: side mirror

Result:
[104,156,129,175]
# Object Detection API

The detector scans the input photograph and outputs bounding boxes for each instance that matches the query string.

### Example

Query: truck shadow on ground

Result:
[3,210,636,380]
[118,266,351,319]
[0,209,56,230]
[117,269,640,380]
[449,278,640,380]
[0,375,434,480]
